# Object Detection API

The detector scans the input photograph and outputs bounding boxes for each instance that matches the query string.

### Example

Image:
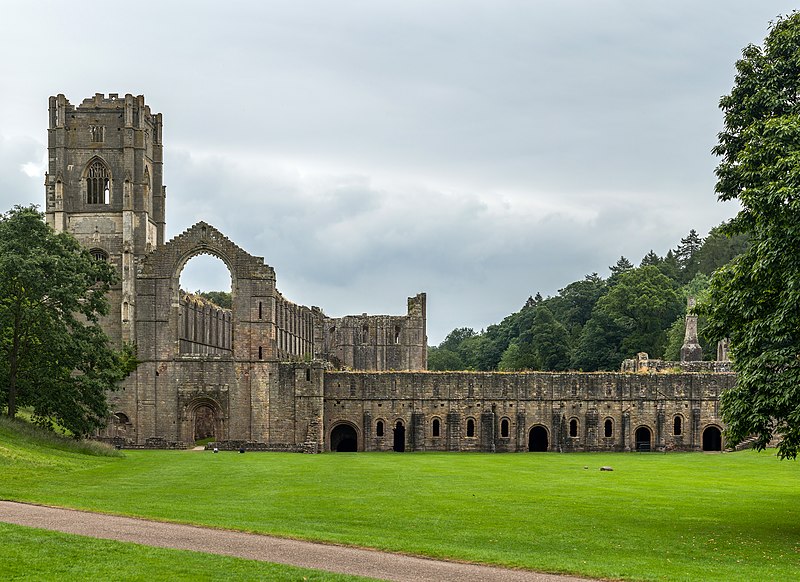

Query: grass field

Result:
[1,417,799,581]
[0,521,370,581]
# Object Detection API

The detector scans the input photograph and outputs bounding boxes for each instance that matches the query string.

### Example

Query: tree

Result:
[675,229,703,282]
[196,290,232,309]
[694,222,748,276]
[640,250,661,267]
[609,256,633,278]
[427,346,466,371]
[701,13,800,458]
[0,206,134,435]
[573,266,681,370]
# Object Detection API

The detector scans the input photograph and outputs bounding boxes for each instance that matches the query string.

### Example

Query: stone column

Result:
[411,411,425,452]
[362,410,372,452]
[446,411,461,452]
[480,408,496,453]
[516,411,527,452]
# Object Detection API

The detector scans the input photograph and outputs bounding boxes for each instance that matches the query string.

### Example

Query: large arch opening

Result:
[186,397,223,443]
[330,424,358,452]
[393,420,406,452]
[194,405,217,441]
[528,425,549,452]
[702,426,722,452]
[635,426,652,452]
[178,254,233,356]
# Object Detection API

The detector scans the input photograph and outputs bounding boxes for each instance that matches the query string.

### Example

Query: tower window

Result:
[89,248,108,262]
[86,159,110,204]
[90,125,105,143]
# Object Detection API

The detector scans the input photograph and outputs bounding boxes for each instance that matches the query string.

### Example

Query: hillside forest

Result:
[428,223,747,372]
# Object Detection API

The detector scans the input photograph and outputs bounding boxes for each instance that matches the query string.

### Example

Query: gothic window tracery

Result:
[86,159,111,204]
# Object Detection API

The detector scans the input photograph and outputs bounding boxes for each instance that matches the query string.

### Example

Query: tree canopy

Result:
[429,217,747,374]
[700,13,800,459]
[0,206,135,435]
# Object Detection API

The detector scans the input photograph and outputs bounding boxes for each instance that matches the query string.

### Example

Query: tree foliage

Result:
[429,220,747,374]
[700,13,800,458]
[196,290,232,309]
[0,206,135,435]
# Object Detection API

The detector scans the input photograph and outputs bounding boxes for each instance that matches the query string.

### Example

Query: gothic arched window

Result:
[86,159,111,204]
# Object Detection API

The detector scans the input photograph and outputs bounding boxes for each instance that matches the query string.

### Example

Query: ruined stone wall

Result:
[323,371,733,453]
[321,293,427,371]
[179,292,232,355]
[274,294,316,360]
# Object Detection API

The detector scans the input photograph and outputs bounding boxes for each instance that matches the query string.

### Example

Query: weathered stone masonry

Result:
[43,94,732,452]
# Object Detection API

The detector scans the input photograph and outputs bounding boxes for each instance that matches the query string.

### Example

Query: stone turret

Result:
[680,297,703,362]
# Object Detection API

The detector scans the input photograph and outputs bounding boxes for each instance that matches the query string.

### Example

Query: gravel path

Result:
[0,500,597,582]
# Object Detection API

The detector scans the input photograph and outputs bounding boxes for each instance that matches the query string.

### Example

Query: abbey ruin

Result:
[45,93,732,453]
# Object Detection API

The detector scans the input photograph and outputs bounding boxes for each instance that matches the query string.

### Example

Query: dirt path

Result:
[0,500,597,582]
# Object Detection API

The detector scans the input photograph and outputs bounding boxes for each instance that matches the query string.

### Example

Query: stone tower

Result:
[44,93,165,345]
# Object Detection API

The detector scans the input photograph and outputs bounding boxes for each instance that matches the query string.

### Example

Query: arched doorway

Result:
[330,424,358,452]
[702,426,722,451]
[194,405,217,441]
[185,397,224,444]
[393,420,406,452]
[528,426,549,452]
[635,426,652,452]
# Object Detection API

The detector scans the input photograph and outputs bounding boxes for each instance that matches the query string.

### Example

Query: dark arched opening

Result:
[500,418,510,438]
[330,424,358,452]
[604,418,613,438]
[466,418,475,437]
[702,426,722,451]
[393,421,406,452]
[432,418,440,437]
[528,426,549,452]
[635,426,652,452]
[194,405,216,441]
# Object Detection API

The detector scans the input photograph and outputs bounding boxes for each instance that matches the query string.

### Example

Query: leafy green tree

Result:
[701,13,800,458]
[439,327,477,352]
[572,310,627,371]
[574,266,682,370]
[609,256,633,278]
[427,346,465,371]
[547,274,607,337]
[676,229,703,282]
[658,249,680,282]
[640,250,661,267]
[0,206,134,435]
[694,222,748,276]
[498,307,571,371]
[196,290,232,309]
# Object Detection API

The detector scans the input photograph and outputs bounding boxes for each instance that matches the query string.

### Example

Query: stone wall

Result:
[323,371,733,453]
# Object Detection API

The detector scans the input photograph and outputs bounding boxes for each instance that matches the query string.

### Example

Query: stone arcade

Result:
[45,94,731,453]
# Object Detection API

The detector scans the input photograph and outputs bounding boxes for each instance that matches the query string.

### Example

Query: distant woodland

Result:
[428,223,747,372]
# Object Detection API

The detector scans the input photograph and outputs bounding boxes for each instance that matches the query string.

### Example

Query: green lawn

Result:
[0,522,371,581]
[1,418,798,580]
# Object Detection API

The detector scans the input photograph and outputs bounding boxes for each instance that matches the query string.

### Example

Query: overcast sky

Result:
[0,1,795,343]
